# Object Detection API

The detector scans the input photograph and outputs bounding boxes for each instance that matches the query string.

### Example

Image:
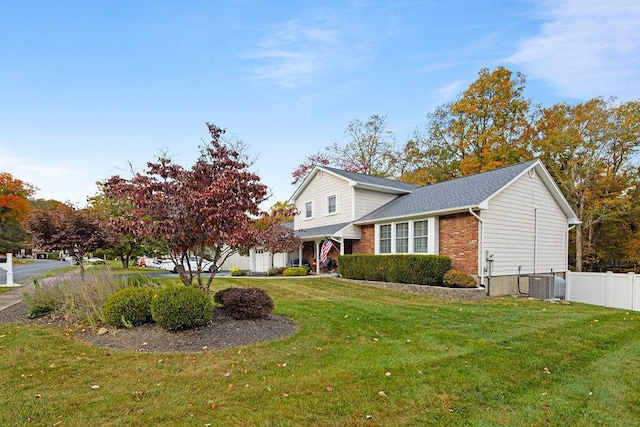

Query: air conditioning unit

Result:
[529,274,555,299]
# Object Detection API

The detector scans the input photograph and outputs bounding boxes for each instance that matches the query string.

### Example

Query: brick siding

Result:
[352,224,374,254]
[439,212,479,275]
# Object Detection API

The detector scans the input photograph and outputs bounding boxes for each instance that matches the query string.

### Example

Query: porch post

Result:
[316,240,321,274]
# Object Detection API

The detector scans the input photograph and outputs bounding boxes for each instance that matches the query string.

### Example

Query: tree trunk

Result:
[575,224,583,272]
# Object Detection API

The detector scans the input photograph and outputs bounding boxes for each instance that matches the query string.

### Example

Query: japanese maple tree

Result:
[25,204,116,278]
[103,123,268,293]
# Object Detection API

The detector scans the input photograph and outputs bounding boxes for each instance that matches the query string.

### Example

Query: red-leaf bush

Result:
[214,287,274,320]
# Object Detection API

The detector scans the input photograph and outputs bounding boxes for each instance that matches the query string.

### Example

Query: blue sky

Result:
[1,0,639,208]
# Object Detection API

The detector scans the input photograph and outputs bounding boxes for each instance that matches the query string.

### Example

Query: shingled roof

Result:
[355,159,551,223]
[289,165,418,202]
[320,166,419,192]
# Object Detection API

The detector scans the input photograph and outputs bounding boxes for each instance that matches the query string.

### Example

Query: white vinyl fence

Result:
[565,271,640,312]
[0,253,15,287]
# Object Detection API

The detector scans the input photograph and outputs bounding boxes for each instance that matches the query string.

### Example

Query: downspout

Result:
[468,208,485,290]
[533,208,538,274]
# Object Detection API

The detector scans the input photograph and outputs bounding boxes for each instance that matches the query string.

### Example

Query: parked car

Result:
[160,256,217,273]
[64,255,80,265]
[137,257,162,268]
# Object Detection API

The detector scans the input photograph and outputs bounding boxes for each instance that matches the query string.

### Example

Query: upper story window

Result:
[326,194,337,215]
[304,201,313,219]
[379,224,392,253]
[413,220,428,253]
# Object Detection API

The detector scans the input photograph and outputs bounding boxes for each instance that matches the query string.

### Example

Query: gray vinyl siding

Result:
[482,171,569,276]
[292,170,354,230]
[353,188,399,220]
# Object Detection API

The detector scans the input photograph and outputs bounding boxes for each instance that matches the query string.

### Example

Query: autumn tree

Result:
[0,173,36,253]
[25,205,116,277]
[87,189,147,269]
[530,98,640,271]
[400,66,533,184]
[103,123,268,293]
[253,202,300,269]
[292,114,398,185]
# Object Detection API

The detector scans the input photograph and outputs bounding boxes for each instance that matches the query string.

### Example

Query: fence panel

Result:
[566,271,637,311]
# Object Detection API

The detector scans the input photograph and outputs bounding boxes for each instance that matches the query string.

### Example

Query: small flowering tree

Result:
[103,123,268,293]
[25,205,117,278]
[254,202,300,269]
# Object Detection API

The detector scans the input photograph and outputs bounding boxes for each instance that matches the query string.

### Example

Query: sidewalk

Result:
[0,283,34,311]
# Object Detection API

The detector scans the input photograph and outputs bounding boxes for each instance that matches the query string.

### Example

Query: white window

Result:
[396,222,409,253]
[304,201,313,219]
[379,224,391,254]
[326,194,337,215]
[413,220,428,253]
[376,218,437,255]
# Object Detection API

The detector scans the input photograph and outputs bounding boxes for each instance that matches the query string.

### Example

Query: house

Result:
[288,159,580,296]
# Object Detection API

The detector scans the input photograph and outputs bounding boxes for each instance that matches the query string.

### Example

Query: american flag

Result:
[320,238,333,263]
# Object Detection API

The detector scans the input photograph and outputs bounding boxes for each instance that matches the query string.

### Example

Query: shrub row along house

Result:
[288,159,579,296]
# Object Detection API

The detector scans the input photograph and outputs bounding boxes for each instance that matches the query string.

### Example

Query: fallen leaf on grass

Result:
[543,367,551,375]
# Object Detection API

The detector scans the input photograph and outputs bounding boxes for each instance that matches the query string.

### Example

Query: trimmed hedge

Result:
[283,267,308,276]
[151,286,213,331]
[338,254,451,286]
[214,287,274,320]
[102,286,155,328]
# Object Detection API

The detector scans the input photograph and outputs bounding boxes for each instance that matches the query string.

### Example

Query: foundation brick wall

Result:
[439,213,478,276]
[352,224,374,254]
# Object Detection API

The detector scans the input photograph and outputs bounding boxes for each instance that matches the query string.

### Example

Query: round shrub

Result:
[282,267,308,276]
[443,269,478,288]
[102,287,155,328]
[151,286,213,331]
[214,287,274,320]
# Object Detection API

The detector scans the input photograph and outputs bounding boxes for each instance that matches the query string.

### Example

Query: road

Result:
[0,259,71,284]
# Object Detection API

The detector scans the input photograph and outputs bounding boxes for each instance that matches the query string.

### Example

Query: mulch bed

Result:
[0,301,299,353]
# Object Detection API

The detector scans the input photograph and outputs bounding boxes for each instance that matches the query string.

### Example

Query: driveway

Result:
[0,259,70,285]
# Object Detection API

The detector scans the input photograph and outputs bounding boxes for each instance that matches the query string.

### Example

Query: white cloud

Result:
[434,81,463,105]
[0,149,94,206]
[509,0,640,101]
[244,17,369,89]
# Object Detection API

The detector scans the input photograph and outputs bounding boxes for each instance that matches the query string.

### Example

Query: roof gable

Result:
[289,165,417,202]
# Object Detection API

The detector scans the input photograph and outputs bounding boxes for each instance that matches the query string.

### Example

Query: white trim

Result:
[303,200,314,220]
[375,218,437,255]
[325,193,339,216]
[289,165,412,203]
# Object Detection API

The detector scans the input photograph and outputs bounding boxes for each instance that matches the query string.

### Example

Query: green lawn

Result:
[1,276,639,426]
